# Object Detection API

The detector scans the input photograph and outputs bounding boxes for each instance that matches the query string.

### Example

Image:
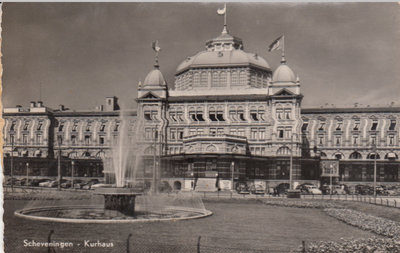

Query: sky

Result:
[2,3,400,110]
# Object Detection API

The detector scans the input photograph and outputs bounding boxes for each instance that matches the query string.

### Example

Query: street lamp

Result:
[231,161,235,192]
[71,161,75,189]
[11,135,14,192]
[372,144,377,198]
[26,162,29,186]
[57,135,62,191]
[289,135,294,190]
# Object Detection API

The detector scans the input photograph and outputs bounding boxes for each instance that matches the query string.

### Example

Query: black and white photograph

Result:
[1,2,400,252]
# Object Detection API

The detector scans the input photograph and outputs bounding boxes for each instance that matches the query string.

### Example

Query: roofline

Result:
[302,107,400,114]
[168,94,270,102]
[175,62,271,76]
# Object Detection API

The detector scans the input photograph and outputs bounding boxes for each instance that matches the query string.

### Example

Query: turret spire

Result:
[151,40,161,68]
[217,4,228,34]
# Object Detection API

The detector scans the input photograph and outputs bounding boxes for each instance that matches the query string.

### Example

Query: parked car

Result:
[376,185,389,195]
[355,185,374,195]
[48,179,68,188]
[236,182,250,194]
[250,184,265,195]
[305,185,322,195]
[73,179,87,189]
[27,178,50,187]
[5,178,20,186]
[82,179,100,190]
[275,183,290,195]
[90,183,114,189]
[296,183,315,194]
[39,179,52,187]
[332,185,347,195]
[60,180,72,188]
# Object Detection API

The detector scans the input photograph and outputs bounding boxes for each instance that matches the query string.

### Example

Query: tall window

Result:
[319,135,324,145]
[389,120,396,131]
[100,123,106,132]
[84,135,90,145]
[335,136,341,145]
[353,120,360,131]
[278,128,284,139]
[72,123,78,132]
[10,121,16,131]
[71,135,76,145]
[301,123,308,131]
[353,136,358,145]
[200,72,208,87]
[36,134,42,144]
[86,123,91,132]
[389,135,394,145]
[37,121,43,131]
[318,122,325,131]
[209,107,218,121]
[371,120,378,131]
[231,71,240,86]
[23,134,28,144]
[336,121,343,131]
[193,73,200,87]
[99,136,105,145]
[23,121,29,131]
[114,123,120,132]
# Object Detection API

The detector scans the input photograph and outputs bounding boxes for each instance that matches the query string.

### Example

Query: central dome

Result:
[176,29,271,75]
[176,50,270,74]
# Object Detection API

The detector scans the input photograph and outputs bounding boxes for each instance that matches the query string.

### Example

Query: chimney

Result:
[30,101,36,108]
[37,101,43,107]
[59,104,65,111]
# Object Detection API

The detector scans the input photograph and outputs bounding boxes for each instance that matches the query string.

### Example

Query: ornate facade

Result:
[3,24,400,189]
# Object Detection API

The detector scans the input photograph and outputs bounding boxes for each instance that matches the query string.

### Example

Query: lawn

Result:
[3,194,379,253]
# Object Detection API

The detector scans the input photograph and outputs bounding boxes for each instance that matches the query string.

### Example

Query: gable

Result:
[273,88,295,96]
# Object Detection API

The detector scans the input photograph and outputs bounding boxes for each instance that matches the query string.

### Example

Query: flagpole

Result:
[281,35,286,63]
[224,3,227,28]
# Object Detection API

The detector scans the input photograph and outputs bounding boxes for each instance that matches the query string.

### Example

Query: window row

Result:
[303,119,397,132]
[57,122,119,132]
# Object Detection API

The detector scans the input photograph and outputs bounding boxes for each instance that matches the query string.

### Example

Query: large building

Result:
[3,22,400,191]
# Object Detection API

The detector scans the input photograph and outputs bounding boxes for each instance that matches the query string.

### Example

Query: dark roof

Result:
[302,107,400,114]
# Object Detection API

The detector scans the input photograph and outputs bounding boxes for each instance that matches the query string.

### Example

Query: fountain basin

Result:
[94,187,142,216]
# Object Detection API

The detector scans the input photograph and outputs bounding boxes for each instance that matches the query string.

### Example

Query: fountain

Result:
[14,110,212,223]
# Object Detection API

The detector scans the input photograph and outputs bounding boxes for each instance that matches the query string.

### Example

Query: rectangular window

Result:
[276,109,283,120]
[210,128,217,136]
[57,135,63,145]
[389,135,394,145]
[278,129,284,139]
[238,128,245,136]
[36,134,42,144]
[284,109,291,119]
[371,120,378,131]
[389,120,396,131]
[285,128,292,139]
[10,121,16,131]
[71,135,76,145]
[170,128,176,140]
[259,128,265,139]
[319,136,324,145]
[99,136,105,145]
[145,128,152,140]
[353,136,358,145]
[251,128,257,139]
[301,123,308,131]
[72,123,78,132]
[86,123,91,132]
[370,136,376,145]
[178,129,184,139]
[169,112,177,122]
[37,122,43,131]
[217,128,224,136]
[197,113,205,121]
[23,122,29,131]
[353,121,360,131]
[100,124,106,132]
[84,135,90,145]
[144,111,152,121]
[189,128,197,136]
[58,123,64,132]
[9,134,14,144]
[336,122,342,131]
[216,112,225,121]
[23,134,28,144]
[318,122,325,131]
[336,136,341,145]
[114,123,120,132]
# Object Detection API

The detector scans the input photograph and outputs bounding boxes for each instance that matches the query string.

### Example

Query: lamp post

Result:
[289,135,294,190]
[26,162,29,186]
[57,135,62,191]
[11,135,14,192]
[152,127,158,193]
[231,161,235,192]
[71,161,75,189]
[372,144,377,198]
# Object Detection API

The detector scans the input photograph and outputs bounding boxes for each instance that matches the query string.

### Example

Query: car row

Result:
[4,177,104,190]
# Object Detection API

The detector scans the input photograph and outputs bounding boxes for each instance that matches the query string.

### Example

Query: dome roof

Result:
[176,50,270,74]
[272,63,296,82]
[143,67,166,87]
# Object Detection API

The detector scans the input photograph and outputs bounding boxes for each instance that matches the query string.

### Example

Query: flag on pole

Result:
[268,35,284,52]
[152,40,161,52]
[217,5,226,15]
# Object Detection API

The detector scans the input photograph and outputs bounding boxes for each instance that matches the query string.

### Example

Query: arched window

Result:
[277,146,291,156]
[333,153,343,160]
[367,153,381,159]
[385,152,398,160]
[349,151,362,159]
